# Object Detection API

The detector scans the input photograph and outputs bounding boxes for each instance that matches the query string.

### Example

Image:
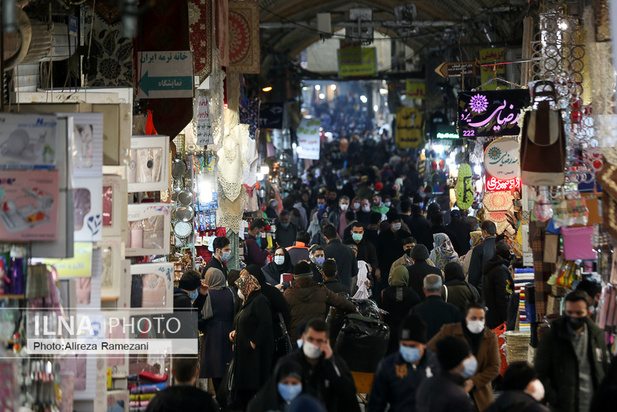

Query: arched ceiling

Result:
[259,0,530,58]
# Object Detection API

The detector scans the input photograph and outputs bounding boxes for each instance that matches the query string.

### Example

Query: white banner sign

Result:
[196,95,213,146]
[484,137,520,180]
[297,118,321,160]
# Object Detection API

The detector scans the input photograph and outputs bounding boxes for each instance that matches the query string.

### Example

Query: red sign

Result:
[486,175,521,192]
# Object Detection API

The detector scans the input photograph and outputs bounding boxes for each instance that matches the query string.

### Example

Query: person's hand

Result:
[464,379,474,393]
[364,279,372,287]
[250,341,256,350]
[198,281,209,295]
[375,268,382,281]
[229,330,236,342]
[275,283,284,291]
[321,339,333,360]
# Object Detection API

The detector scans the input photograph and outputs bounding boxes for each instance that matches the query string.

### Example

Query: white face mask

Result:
[353,202,361,209]
[302,340,322,359]
[384,201,391,207]
[391,222,402,231]
[362,205,371,212]
[237,290,245,300]
[340,204,349,211]
[528,379,545,402]
[467,320,485,334]
[274,256,285,265]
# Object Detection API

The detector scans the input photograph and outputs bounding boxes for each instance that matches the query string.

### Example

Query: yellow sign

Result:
[338,48,377,77]
[395,107,424,149]
[44,242,93,278]
[406,81,426,99]
[480,48,505,90]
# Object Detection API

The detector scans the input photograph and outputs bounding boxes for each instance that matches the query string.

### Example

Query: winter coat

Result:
[244,234,269,267]
[355,238,379,273]
[482,255,513,329]
[286,242,310,266]
[377,229,412,278]
[407,261,443,301]
[442,282,480,314]
[145,386,219,412]
[421,225,463,258]
[201,256,228,279]
[280,349,361,412]
[411,295,462,341]
[198,288,234,378]
[446,218,472,256]
[368,349,440,412]
[233,291,274,391]
[284,282,356,341]
[380,286,421,354]
[485,391,549,412]
[468,236,497,293]
[324,239,358,289]
[416,372,474,412]
[428,322,501,412]
[535,316,611,412]
[275,222,298,249]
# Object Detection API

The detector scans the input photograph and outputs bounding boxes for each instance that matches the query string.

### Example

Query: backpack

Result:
[520,81,566,186]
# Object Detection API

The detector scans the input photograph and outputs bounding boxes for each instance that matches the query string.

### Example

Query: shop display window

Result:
[127,136,169,193]
[129,263,174,314]
[125,204,171,256]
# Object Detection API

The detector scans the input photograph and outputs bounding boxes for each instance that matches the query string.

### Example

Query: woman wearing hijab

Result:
[228,273,274,409]
[198,268,235,392]
[461,230,483,279]
[262,247,294,285]
[246,264,292,365]
[429,233,460,272]
[442,262,481,314]
[379,265,421,354]
[247,359,306,412]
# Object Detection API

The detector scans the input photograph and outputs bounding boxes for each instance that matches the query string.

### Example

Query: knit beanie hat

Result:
[411,244,430,261]
[399,313,427,343]
[178,271,201,291]
[293,261,313,279]
[436,336,471,371]
[502,361,537,391]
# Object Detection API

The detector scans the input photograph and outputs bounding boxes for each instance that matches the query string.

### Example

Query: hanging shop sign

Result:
[455,163,474,209]
[480,48,505,91]
[297,118,321,160]
[196,95,213,146]
[406,81,426,99]
[435,61,479,78]
[458,89,530,138]
[259,102,285,129]
[486,176,521,191]
[435,124,459,140]
[484,137,520,180]
[138,51,194,99]
[338,47,377,77]
[395,107,423,149]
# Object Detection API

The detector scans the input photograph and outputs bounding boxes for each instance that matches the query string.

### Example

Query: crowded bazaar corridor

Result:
[0,0,617,411]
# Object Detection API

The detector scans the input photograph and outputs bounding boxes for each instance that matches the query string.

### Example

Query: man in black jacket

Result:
[323,225,357,289]
[146,357,219,412]
[321,259,349,343]
[468,220,497,294]
[446,209,472,256]
[411,274,462,340]
[407,244,443,301]
[482,240,514,329]
[171,271,206,340]
[201,236,230,278]
[350,221,379,278]
[279,318,360,412]
[376,210,412,299]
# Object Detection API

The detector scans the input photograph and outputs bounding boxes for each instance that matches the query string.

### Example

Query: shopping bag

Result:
[216,357,237,409]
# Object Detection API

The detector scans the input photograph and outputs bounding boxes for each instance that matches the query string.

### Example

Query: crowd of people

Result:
[145,136,617,412]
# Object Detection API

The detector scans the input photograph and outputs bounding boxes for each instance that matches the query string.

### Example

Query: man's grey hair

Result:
[424,274,443,294]
[340,196,350,202]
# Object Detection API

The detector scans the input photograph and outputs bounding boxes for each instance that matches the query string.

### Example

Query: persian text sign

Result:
[406,81,426,99]
[138,51,194,99]
[486,176,521,192]
[484,137,520,180]
[458,89,530,138]
[196,96,213,146]
[297,118,321,160]
[480,48,505,91]
[338,48,377,77]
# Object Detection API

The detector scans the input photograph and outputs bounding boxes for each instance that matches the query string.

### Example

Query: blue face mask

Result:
[315,257,325,265]
[281,222,290,228]
[278,383,302,403]
[256,236,262,247]
[352,233,363,242]
[189,290,198,301]
[221,251,231,261]
[461,356,478,379]
[399,345,421,364]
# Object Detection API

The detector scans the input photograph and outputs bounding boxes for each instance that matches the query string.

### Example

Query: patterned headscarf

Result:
[235,273,261,302]
[470,230,483,248]
[430,233,459,271]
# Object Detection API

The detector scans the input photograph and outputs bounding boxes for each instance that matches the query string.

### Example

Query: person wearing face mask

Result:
[428,302,501,411]
[416,336,476,412]
[309,245,326,283]
[198,268,234,392]
[247,359,306,412]
[356,198,373,225]
[245,219,270,267]
[279,318,361,412]
[283,262,356,342]
[202,236,231,279]
[323,225,358,289]
[276,210,298,249]
[485,361,548,412]
[171,271,206,340]
[327,196,351,239]
[350,197,362,213]
[368,313,439,412]
[535,291,610,412]
[262,247,294,286]
[350,222,379,278]
[482,241,514,329]
[376,210,412,302]
[225,274,274,410]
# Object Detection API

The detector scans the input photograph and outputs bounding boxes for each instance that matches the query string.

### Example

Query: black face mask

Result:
[406,249,413,257]
[567,316,586,330]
